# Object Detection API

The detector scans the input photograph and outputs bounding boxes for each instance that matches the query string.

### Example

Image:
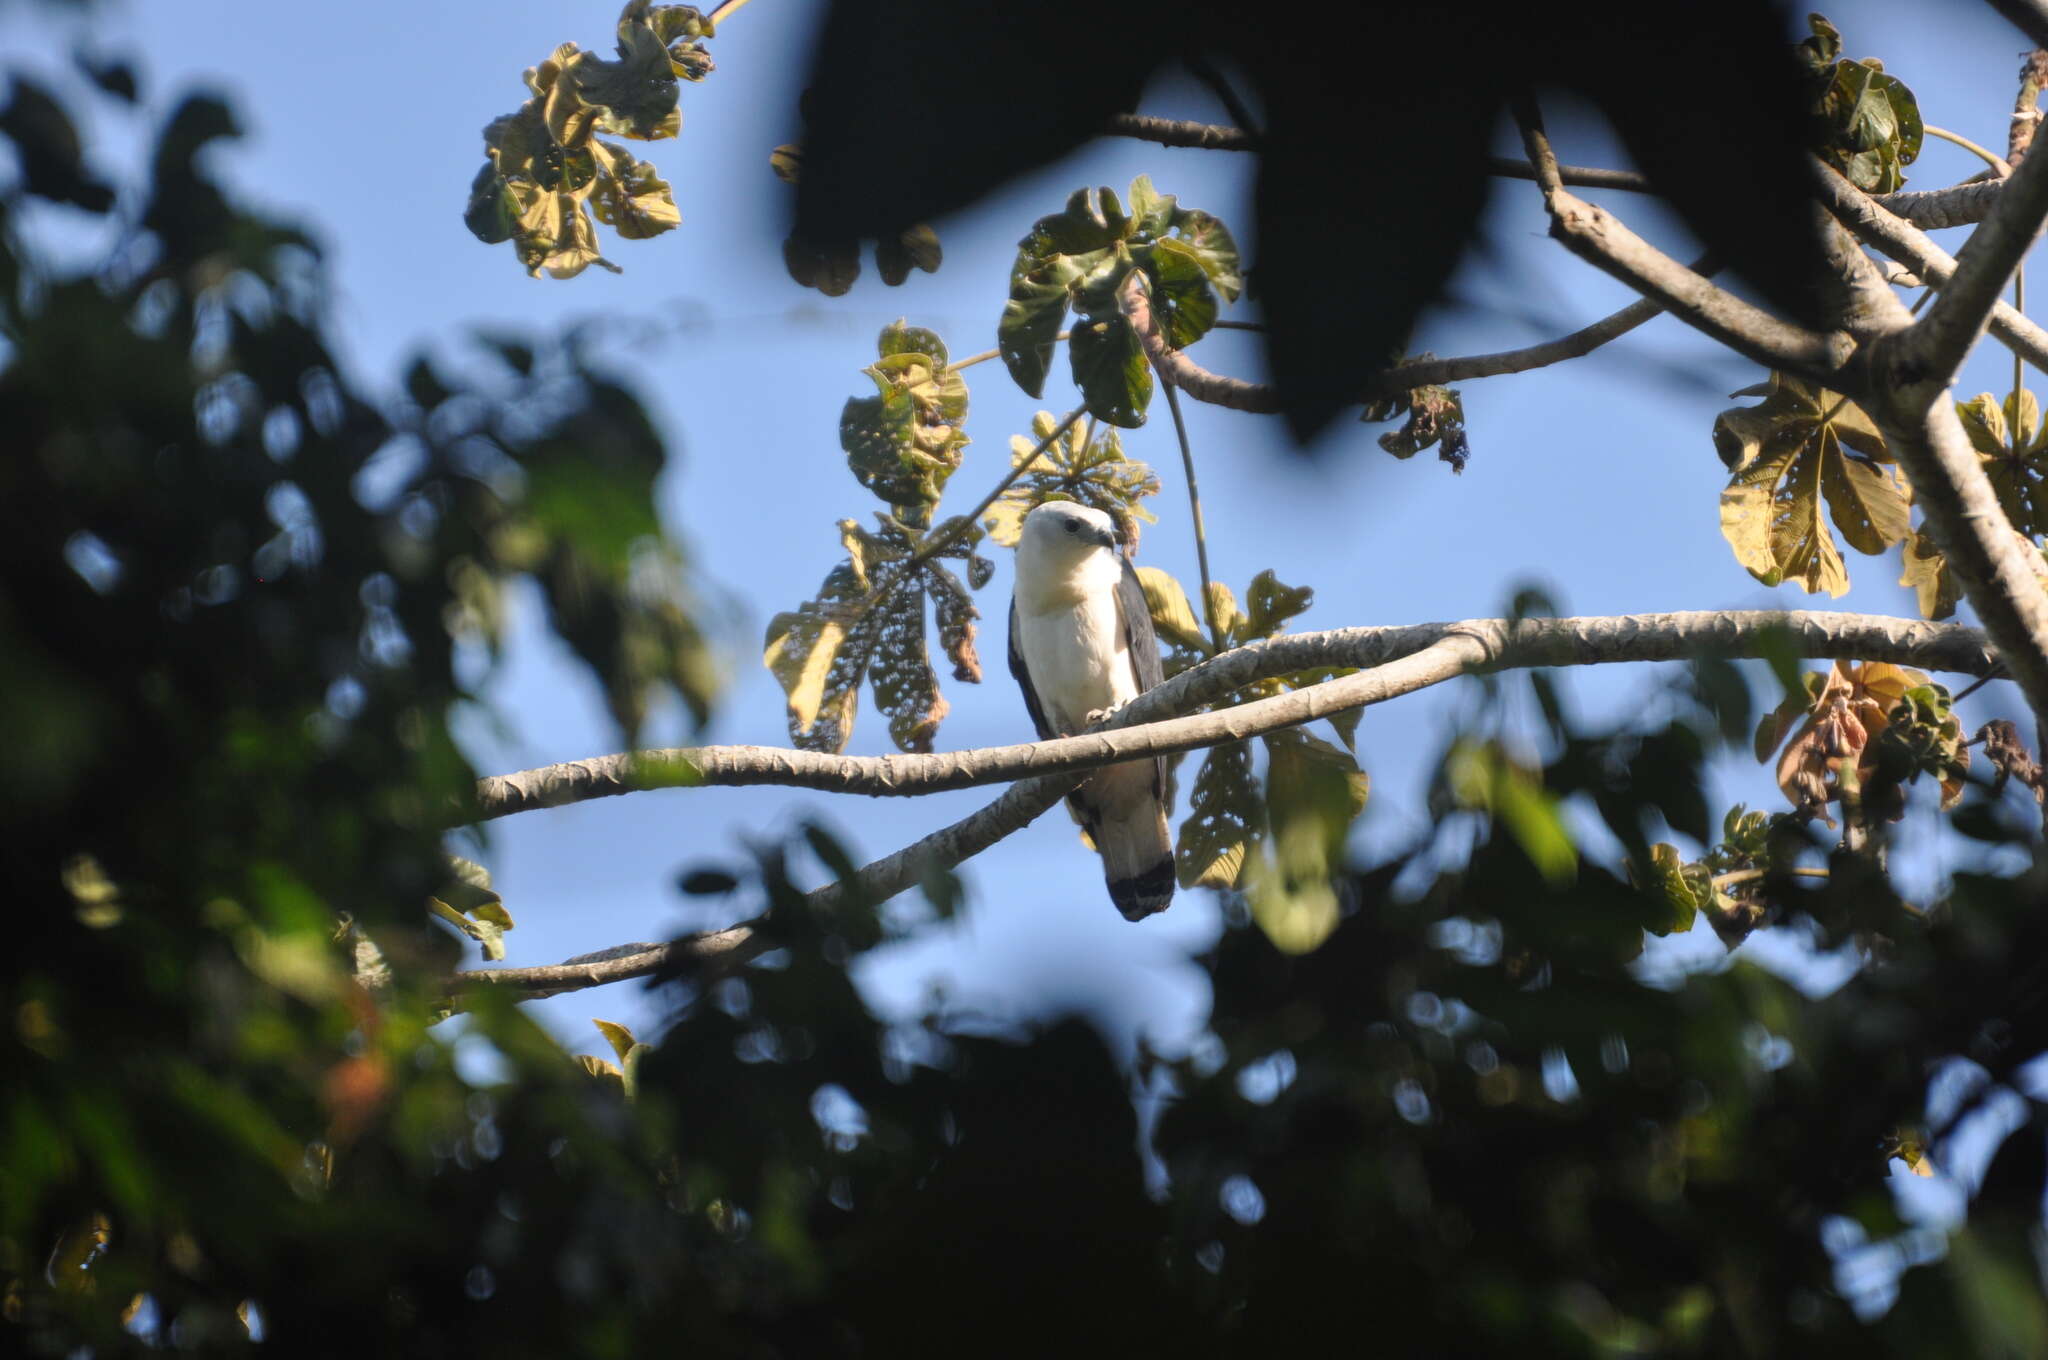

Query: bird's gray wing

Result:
[1114,557,1171,808]
[1008,594,1057,741]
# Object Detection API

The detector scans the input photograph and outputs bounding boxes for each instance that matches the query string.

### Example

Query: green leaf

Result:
[1717,373,1906,596]
[590,141,680,239]
[1445,741,1576,885]
[840,326,970,512]
[1962,390,2048,535]
[1802,17,1924,193]
[1068,316,1151,428]
[1643,843,1705,936]
[1176,740,1258,889]
[1244,570,1314,638]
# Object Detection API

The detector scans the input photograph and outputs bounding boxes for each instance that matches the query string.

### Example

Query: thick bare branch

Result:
[1818,163,2048,373]
[1905,125,2048,376]
[1871,180,2008,230]
[1541,188,1852,377]
[475,611,1998,819]
[1856,372,2048,729]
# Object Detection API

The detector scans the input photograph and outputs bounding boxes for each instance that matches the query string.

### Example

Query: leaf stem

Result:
[705,0,757,29]
[1924,123,2014,177]
[949,333,1069,373]
[902,404,1088,578]
[1159,377,1223,652]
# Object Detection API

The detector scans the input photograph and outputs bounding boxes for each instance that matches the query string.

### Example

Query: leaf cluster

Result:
[764,322,997,754]
[1798,13,1924,193]
[981,410,1160,554]
[998,175,1241,428]
[465,1,709,276]
[1755,661,1966,824]
[1140,570,1367,954]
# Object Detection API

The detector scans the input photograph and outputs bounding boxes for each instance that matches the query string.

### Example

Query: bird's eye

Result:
[1064,522,1077,534]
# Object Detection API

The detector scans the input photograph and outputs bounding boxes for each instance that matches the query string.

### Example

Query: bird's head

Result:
[1018,501,1120,563]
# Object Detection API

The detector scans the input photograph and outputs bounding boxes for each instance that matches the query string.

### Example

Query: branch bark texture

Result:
[475,611,1997,819]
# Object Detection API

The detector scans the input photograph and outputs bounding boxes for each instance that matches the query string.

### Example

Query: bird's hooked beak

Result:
[1088,523,1119,552]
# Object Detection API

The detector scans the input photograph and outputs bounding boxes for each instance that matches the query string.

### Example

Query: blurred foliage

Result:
[770,139,941,297]
[0,65,719,1355]
[792,0,1836,442]
[1799,13,1924,194]
[19,13,2048,1360]
[998,175,1241,429]
[465,1,710,276]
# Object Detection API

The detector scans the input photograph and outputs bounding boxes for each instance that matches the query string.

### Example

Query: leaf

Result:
[996,176,1242,420]
[1445,741,1576,885]
[1716,373,1905,596]
[1067,315,1152,429]
[1176,740,1258,889]
[1899,527,1959,620]
[875,224,943,285]
[1136,566,1207,655]
[1961,391,2048,536]
[984,411,1161,551]
[1244,570,1314,638]
[0,77,116,212]
[1801,17,1923,193]
[593,1018,639,1064]
[1642,843,1707,937]
[764,518,982,752]
[1363,375,1471,473]
[841,327,970,512]
[590,141,680,239]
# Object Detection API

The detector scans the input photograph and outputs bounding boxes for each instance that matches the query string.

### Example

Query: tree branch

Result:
[1112,266,1689,418]
[1816,162,2048,373]
[454,637,1487,1001]
[473,611,1998,819]
[1904,123,2048,377]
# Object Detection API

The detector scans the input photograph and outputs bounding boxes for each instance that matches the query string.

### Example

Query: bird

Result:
[1008,501,1174,920]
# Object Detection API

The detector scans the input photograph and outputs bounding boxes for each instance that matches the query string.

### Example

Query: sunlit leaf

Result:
[984,411,1160,551]
[1717,372,1905,596]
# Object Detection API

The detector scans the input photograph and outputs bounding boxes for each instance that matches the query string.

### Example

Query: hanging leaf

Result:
[428,855,514,960]
[1716,372,1907,596]
[984,411,1161,552]
[997,175,1242,427]
[1176,739,1258,890]
[1640,843,1712,937]
[763,516,985,753]
[1754,660,1949,822]
[1361,369,1471,472]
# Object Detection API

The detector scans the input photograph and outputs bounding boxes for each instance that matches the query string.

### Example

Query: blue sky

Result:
[2,0,2038,1093]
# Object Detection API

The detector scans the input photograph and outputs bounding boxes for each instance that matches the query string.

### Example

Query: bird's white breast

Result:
[1018,588,1135,735]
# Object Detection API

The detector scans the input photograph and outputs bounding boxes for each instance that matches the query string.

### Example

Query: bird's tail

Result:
[1095,796,1174,922]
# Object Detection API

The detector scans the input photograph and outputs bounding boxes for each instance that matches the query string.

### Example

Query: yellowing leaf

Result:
[1716,373,1904,596]
[593,1018,638,1063]
[1137,566,1206,653]
[985,410,1160,550]
[1899,527,1958,620]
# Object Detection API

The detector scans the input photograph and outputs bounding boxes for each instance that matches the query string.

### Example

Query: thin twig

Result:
[1710,866,1831,889]
[1146,285,1224,651]
[704,0,755,29]
[1183,52,1262,142]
